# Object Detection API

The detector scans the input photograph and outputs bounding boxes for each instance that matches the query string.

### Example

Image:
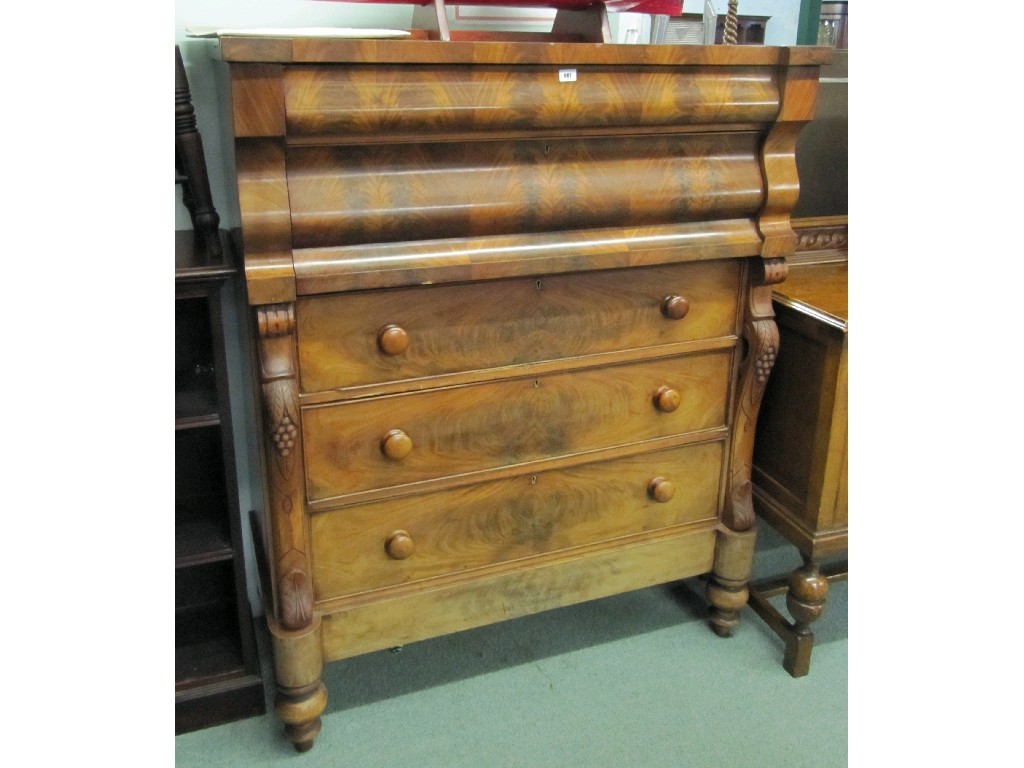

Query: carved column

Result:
[725,257,787,534]
[709,54,819,636]
[256,303,325,751]
[707,258,785,635]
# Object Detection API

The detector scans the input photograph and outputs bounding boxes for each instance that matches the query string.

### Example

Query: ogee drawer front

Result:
[284,65,780,137]
[302,351,731,502]
[286,134,763,248]
[310,441,724,601]
[296,260,740,393]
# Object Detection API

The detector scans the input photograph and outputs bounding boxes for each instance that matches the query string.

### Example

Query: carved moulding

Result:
[725,258,786,532]
[256,303,315,631]
[793,216,849,266]
[730,61,818,531]
[796,224,848,253]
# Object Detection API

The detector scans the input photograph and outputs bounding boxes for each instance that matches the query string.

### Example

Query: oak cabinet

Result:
[749,221,848,677]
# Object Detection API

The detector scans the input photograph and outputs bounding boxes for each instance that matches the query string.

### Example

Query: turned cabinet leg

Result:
[781,560,830,677]
[708,577,748,637]
[276,680,328,752]
[269,615,327,751]
[707,525,757,637]
[747,558,845,677]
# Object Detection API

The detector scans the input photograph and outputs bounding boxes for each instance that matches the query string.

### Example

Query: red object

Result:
[316,0,685,17]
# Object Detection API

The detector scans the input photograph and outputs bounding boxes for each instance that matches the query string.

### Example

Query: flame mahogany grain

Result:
[219,38,830,751]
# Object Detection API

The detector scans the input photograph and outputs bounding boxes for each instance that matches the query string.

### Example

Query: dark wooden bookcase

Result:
[175,230,265,733]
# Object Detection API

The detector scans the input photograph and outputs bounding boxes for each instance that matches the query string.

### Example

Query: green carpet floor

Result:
[175,527,848,767]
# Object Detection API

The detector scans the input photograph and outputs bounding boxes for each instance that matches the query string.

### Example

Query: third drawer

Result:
[310,440,724,602]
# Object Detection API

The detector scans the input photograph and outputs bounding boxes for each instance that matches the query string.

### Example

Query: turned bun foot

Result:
[276,680,328,752]
[707,526,756,637]
[707,580,749,637]
[286,722,321,753]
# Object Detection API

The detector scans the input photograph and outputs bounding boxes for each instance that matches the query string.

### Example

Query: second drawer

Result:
[303,351,732,503]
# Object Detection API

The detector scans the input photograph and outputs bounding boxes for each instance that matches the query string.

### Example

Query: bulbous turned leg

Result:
[707,525,757,637]
[782,560,830,676]
[268,615,326,751]
[276,680,328,753]
[708,578,749,637]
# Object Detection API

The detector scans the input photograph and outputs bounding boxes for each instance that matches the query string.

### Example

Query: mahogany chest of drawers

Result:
[215,36,828,751]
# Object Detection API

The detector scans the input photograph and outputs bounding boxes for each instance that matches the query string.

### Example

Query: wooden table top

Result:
[214,36,834,66]
[773,261,847,326]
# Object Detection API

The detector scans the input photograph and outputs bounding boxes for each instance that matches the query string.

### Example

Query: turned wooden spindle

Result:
[724,1,739,45]
[661,294,690,320]
[653,386,681,413]
[385,530,415,560]
[175,46,221,259]
[381,429,413,460]
[378,324,409,355]
[647,477,676,503]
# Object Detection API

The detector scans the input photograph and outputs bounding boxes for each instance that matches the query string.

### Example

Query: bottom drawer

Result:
[311,441,723,602]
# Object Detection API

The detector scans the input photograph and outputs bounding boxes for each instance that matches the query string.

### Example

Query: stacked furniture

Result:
[175,47,265,733]
[214,35,830,750]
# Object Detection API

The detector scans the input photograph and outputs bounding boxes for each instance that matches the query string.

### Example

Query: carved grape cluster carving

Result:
[273,413,298,457]
[755,345,777,383]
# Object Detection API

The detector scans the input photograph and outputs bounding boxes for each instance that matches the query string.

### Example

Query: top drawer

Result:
[282,65,780,139]
[296,260,741,393]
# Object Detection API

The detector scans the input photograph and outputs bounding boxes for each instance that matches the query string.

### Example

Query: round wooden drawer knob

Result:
[661,295,690,320]
[385,530,415,560]
[381,429,413,460]
[648,477,675,503]
[654,386,681,413]
[378,324,409,356]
